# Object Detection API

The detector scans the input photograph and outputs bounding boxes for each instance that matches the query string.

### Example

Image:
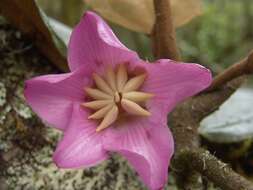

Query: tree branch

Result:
[171,77,245,189]
[152,0,181,60]
[171,76,244,156]
[183,149,253,190]
[206,51,253,92]
[192,76,245,121]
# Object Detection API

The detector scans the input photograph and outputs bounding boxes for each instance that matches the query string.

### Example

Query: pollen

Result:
[82,64,153,132]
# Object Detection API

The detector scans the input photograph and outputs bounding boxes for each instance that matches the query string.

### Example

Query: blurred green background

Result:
[38,0,253,73]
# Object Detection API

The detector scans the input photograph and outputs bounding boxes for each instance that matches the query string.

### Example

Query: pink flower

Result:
[24,11,212,190]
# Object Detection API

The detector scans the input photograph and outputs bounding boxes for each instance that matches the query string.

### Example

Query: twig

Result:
[191,76,245,121]
[184,149,253,190]
[171,76,246,189]
[171,76,245,161]
[152,0,181,60]
[206,51,253,92]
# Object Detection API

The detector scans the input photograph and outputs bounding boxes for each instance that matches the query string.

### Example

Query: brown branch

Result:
[171,76,244,158]
[193,76,245,121]
[183,149,253,190]
[171,77,245,189]
[152,0,181,60]
[206,51,253,92]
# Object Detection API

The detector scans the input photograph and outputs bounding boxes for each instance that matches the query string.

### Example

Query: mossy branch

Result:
[183,149,253,190]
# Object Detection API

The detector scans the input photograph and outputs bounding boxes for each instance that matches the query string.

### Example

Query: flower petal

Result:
[143,59,212,113]
[53,103,108,168]
[24,68,91,130]
[68,11,138,72]
[103,118,174,190]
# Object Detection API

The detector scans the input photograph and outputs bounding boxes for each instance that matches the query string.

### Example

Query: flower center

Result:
[81,64,153,132]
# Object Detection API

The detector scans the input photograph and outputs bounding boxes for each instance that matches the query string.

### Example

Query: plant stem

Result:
[152,0,181,60]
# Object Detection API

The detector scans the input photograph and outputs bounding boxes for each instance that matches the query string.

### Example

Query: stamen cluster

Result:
[82,64,153,132]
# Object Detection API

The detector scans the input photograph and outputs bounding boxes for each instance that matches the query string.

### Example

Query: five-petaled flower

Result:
[24,11,212,190]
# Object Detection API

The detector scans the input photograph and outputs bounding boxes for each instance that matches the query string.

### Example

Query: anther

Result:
[82,64,152,132]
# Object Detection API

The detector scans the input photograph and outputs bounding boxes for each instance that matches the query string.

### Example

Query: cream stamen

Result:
[84,87,112,100]
[92,73,114,95]
[96,105,119,132]
[81,100,113,110]
[122,74,146,92]
[88,103,114,119]
[82,64,153,132]
[105,66,117,91]
[122,91,153,102]
[116,64,128,92]
[121,98,151,116]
